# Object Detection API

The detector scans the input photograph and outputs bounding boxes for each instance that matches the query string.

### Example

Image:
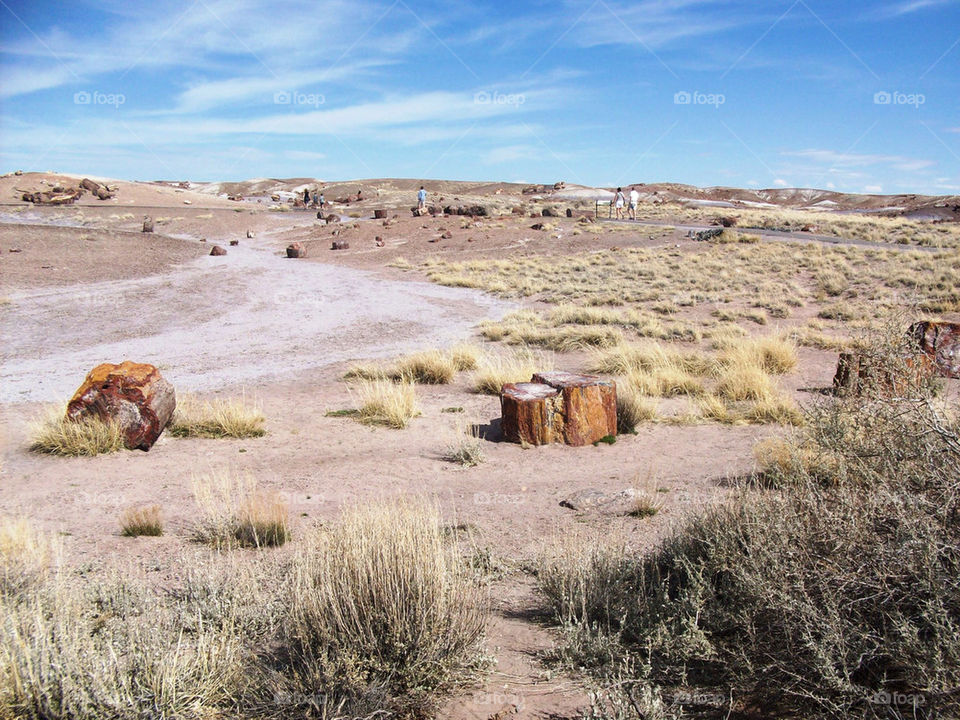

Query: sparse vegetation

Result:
[616,385,657,433]
[119,505,163,537]
[473,348,552,395]
[444,425,485,467]
[29,408,125,457]
[191,470,289,548]
[353,379,420,428]
[169,394,266,438]
[0,517,58,596]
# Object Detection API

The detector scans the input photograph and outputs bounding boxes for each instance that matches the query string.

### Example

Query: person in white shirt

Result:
[628,187,640,220]
[614,187,625,219]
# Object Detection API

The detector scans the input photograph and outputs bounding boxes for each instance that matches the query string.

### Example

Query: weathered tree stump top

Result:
[502,382,559,401]
[532,371,615,390]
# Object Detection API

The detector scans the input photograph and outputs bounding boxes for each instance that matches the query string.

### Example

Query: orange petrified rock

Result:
[501,372,617,447]
[909,320,960,379]
[66,361,176,451]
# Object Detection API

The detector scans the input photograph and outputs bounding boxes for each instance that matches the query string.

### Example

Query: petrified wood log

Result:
[909,320,960,378]
[532,371,617,446]
[501,382,561,446]
[66,361,175,450]
[287,242,306,258]
[80,178,100,192]
[374,209,387,219]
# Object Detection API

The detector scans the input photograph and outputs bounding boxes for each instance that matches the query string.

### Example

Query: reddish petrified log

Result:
[80,178,100,192]
[22,189,82,205]
[501,382,561,446]
[532,371,617,446]
[833,351,934,397]
[66,361,175,450]
[287,242,306,258]
[909,320,960,378]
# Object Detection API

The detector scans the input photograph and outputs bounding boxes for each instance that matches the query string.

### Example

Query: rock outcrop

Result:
[66,361,175,450]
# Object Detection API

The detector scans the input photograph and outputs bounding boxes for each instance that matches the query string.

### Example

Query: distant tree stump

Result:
[66,361,175,450]
[374,209,387,219]
[501,372,617,446]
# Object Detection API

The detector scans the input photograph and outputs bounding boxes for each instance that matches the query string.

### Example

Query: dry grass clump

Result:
[628,474,664,518]
[352,379,420,428]
[616,385,657,433]
[473,348,552,395]
[443,425,485,467]
[278,500,487,715]
[0,517,58,596]
[28,408,125,457]
[169,394,266,438]
[717,333,798,374]
[119,505,163,537]
[714,360,775,402]
[394,350,456,384]
[191,470,289,548]
[449,343,482,371]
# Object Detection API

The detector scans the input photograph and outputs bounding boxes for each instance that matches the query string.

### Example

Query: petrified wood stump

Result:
[142,217,154,233]
[833,351,934,397]
[501,382,561,446]
[909,320,960,378]
[532,371,617,446]
[501,372,617,446]
[66,361,175,450]
[374,209,387,219]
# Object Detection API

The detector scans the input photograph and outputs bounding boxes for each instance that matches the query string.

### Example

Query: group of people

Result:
[302,187,325,210]
[613,186,640,220]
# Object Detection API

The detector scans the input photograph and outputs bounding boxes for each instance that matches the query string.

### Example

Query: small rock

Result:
[229,240,239,246]
[375,236,385,247]
[246,230,254,238]
[559,488,636,512]
[287,242,306,258]
[325,214,341,224]
[142,217,154,233]
[209,245,227,256]
[441,231,453,239]
[9,247,22,253]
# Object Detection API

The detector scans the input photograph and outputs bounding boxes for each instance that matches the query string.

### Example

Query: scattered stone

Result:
[9,247,22,253]
[578,215,594,224]
[286,242,306,258]
[909,320,960,378]
[553,181,565,190]
[209,245,227,256]
[566,208,574,218]
[441,230,453,239]
[14,170,22,176]
[142,217,154,233]
[374,209,387,219]
[66,361,176,451]
[200,238,207,242]
[541,207,560,217]
[271,194,281,202]
[325,214,341,224]
[94,186,113,200]
[715,215,739,228]
[331,240,349,250]
[530,223,545,230]
[375,236,385,247]
[229,240,239,246]
[694,228,724,242]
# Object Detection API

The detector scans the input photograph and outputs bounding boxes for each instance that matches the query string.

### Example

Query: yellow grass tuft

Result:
[191,470,289,548]
[449,343,482,371]
[170,394,266,438]
[715,360,775,402]
[119,505,163,537]
[473,348,552,395]
[353,379,420,428]
[28,408,125,457]
[719,333,799,375]
[616,385,658,433]
[394,350,456,384]
[0,517,59,595]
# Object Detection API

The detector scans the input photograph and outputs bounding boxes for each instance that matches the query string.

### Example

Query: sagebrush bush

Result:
[191,470,289,548]
[275,501,487,715]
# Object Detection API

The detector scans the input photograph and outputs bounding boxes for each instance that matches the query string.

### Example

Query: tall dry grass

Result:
[191,470,289,548]
[352,379,420,428]
[169,394,266,438]
[28,408,125,457]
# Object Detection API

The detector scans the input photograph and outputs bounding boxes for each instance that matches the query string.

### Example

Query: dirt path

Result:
[0,232,513,404]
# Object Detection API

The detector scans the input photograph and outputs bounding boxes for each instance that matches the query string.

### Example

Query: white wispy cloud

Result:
[782,148,935,172]
[881,0,953,17]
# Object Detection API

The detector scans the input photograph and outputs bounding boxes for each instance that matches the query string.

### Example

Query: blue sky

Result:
[1,0,958,193]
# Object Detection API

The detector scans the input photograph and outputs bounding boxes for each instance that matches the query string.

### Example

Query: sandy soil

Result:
[2,172,957,719]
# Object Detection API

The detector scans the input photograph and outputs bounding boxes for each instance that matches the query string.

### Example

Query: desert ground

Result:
[2,172,958,719]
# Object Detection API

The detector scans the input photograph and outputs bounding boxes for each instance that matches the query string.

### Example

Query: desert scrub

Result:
[351,379,420,428]
[169,394,266,438]
[0,517,59,596]
[28,408,125,457]
[274,500,487,716]
[191,470,289,548]
[345,349,459,384]
[444,425,485,467]
[538,346,960,719]
[119,505,163,537]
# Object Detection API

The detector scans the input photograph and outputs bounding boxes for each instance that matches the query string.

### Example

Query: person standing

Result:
[628,186,640,220]
[614,187,625,219]
[303,187,310,207]
[319,191,325,211]
[417,185,427,213]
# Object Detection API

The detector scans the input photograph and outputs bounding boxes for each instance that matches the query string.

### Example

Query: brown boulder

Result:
[209,245,227,256]
[286,242,306,258]
[909,320,960,378]
[532,371,617,446]
[66,361,175,450]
